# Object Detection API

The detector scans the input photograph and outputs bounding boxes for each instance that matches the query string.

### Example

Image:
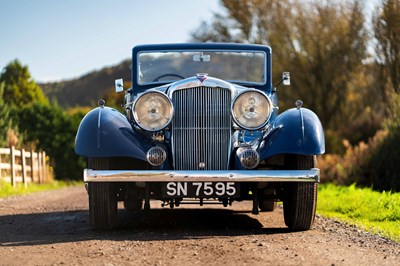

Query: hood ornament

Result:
[295,100,303,109]
[196,73,208,83]
[98,99,106,108]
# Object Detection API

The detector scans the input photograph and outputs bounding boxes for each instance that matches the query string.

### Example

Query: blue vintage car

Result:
[75,43,325,230]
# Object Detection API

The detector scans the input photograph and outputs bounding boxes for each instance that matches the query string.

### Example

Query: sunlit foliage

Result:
[0,60,48,108]
[0,82,13,147]
[16,103,86,180]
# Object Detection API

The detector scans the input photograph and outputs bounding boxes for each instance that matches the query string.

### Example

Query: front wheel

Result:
[283,155,318,231]
[87,157,118,229]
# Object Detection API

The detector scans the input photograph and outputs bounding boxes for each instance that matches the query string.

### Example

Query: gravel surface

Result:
[0,186,399,266]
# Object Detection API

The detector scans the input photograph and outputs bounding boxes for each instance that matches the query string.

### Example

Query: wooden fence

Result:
[0,146,51,187]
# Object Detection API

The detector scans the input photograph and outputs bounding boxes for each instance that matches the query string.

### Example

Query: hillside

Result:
[40,59,131,108]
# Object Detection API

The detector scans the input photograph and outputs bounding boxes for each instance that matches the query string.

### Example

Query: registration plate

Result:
[162,182,239,198]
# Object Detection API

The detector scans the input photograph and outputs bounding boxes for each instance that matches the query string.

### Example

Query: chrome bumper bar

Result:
[84,169,320,183]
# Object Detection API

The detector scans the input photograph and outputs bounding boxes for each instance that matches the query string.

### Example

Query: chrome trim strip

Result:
[299,107,305,145]
[97,107,102,148]
[84,168,320,182]
[167,76,237,98]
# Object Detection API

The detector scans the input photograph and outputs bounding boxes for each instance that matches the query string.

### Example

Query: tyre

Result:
[283,155,318,231]
[87,157,118,229]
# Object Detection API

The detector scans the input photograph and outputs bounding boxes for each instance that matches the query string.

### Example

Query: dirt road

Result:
[0,186,399,266]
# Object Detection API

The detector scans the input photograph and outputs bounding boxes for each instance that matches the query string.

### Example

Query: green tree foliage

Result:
[0,82,12,146]
[16,103,85,180]
[374,0,400,94]
[0,60,86,179]
[0,60,49,108]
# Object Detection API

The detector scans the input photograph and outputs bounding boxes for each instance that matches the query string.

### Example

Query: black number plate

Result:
[162,182,240,198]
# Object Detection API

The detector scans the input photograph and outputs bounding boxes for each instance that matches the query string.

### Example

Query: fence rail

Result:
[0,146,51,187]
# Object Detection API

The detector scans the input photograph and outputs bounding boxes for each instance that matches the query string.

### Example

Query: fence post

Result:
[21,149,27,188]
[42,151,47,183]
[1,147,50,186]
[10,146,16,188]
[30,150,35,182]
[38,152,42,184]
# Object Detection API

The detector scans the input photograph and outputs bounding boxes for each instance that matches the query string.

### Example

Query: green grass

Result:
[317,183,400,242]
[0,180,82,198]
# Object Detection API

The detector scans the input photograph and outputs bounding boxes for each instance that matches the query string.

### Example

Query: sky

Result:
[0,0,221,82]
[0,0,379,83]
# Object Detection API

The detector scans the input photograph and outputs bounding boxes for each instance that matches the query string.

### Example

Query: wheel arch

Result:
[259,107,325,160]
[75,106,152,161]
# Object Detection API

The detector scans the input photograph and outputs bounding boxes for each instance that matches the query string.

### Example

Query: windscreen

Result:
[138,50,266,85]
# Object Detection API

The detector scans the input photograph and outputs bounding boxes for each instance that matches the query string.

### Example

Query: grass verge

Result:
[0,180,82,198]
[317,183,400,242]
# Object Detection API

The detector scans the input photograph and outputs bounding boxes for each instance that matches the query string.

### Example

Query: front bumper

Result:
[83,169,320,183]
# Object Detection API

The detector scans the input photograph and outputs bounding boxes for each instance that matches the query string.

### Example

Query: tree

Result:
[374,0,400,95]
[16,103,85,180]
[0,60,48,109]
[367,0,400,191]
[0,82,12,146]
[191,0,368,130]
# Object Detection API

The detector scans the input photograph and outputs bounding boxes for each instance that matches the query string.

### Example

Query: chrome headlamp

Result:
[231,90,272,130]
[132,91,174,131]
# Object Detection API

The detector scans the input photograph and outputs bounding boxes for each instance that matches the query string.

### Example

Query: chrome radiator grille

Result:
[171,87,232,170]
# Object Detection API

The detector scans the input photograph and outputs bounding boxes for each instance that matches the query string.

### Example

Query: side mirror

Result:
[273,72,291,92]
[115,78,124,93]
[282,72,290,85]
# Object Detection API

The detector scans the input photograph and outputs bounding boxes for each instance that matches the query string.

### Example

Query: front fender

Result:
[259,107,325,160]
[75,106,152,160]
